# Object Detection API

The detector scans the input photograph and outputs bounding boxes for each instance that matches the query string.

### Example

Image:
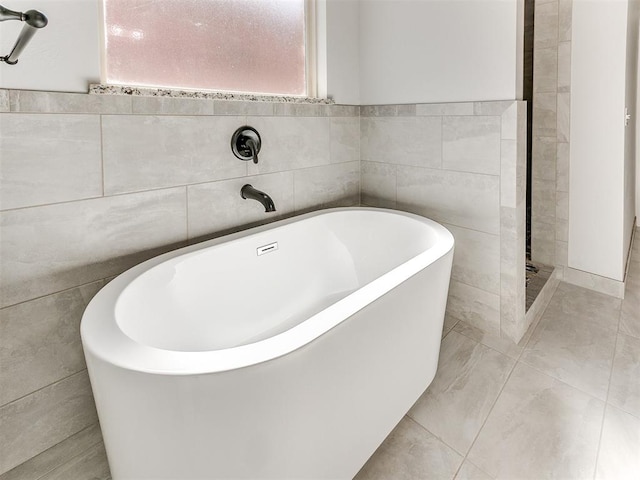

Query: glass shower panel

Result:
[103,0,306,96]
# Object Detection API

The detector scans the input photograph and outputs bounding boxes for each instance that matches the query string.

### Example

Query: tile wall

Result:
[0,90,359,475]
[359,101,528,341]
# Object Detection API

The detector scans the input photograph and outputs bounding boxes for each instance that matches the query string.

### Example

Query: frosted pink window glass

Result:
[104,0,306,96]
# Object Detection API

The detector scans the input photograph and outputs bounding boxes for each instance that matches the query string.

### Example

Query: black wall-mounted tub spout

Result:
[240,184,276,212]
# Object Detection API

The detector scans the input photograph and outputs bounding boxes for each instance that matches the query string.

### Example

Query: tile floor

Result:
[356,231,640,480]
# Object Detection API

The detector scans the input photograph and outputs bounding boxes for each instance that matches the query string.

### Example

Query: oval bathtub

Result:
[81,207,454,479]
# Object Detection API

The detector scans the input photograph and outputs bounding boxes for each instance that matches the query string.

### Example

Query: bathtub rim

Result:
[81,207,454,375]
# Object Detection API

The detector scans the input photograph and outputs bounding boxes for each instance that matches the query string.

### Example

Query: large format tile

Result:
[0,90,8,112]
[9,90,132,114]
[246,116,331,174]
[360,161,396,208]
[293,162,360,212]
[409,332,515,454]
[0,114,102,210]
[396,166,500,235]
[0,188,187,308]
[534,0,559,49]
[0,424,103,480]
[520,283,619,399]
[445,281,501,336]
[0,372,98,475]
[0,281,103,406]
[360,117,442,168]
[102,115,246,195]
[355,417,462,480]
[455,461,493,480]
[38,442,110,480]
[330,117,360,163]
[467,363,604,480]
[608,333,640,418]
[620,274,640,339]
[595,405,640,480]
[444,224,500,295]
[442,116,501,175]
[187,171,295,240]
[533,46,558,94]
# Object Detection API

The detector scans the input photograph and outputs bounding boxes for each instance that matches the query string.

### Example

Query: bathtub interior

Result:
[114,210,441,353]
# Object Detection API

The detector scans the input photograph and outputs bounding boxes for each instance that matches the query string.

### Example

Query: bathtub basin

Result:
[81,207,454,479]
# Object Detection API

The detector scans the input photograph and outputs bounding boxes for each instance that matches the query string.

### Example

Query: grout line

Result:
[0,369,87,409]
[0,278,107,312]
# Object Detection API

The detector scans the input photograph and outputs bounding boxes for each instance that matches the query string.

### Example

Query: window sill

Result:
[89,84,333,105]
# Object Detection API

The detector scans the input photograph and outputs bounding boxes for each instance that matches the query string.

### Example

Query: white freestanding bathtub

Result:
[81,207,454,480]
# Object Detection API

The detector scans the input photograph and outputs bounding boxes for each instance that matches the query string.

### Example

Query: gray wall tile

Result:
[397,166,500,234]
[187,171,295,240]
[102,115,247,195]
[0,114,102,210]
[417,102,474,116]
[273,103,329,117]
[558,0,573,42]
[361,161,396,208]
[557,93,571,142]
[0,281,103,406]
[0,188,187,308]
[532,93,557,137]
[38,442,110,480]
[442,116,501,175]
[294,162,360,212]
[360,105,397,117]
[533,47,559,94]
[132,96,214,115]
[0,90,8,112]
[558,42,572,92]
[534,0,559,49]
[330,117,360,163]
[501,103,519,140]
[361,117,442,168]
[0,372,98,475]
[446,280,501,336]
[9,91,132,114]
[473,101,514,116]
[557,142,570,192]
[246,116,331,174]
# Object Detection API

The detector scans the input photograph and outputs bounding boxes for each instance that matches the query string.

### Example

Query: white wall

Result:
[358,0,522,105]
[0,0,100,92]
[569,0,630,281]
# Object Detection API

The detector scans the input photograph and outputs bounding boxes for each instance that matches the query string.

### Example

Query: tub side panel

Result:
[86,251,453,479]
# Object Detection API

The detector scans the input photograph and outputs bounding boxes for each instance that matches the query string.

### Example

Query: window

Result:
[103,0,309,96]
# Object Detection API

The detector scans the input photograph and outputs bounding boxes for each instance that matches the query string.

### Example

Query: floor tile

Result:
[467,363,604,480]
[595,405,640,480]
[620,274,640,339]
[355,417,462,480]
[453,320,523,360]
[408,332,515,454]
[520,284,619,400]
[455,460,493,480]
[608,333,640,418]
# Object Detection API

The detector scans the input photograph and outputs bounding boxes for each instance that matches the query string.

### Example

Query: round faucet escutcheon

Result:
[231,126,261,164]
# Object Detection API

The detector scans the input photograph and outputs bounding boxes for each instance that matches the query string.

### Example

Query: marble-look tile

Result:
[0,281,103,406]
[532,93,557,138]
[442,313,459,339]
[273,102,329,117]
[620,273,640,338]
[187,171,294,240]
[328,105,359,117]
[557,93,571,142]
[361,161,396,209]
[532,179,556,220]
[556,191,569,220]
[246,116,331,174]
[102,115,246,195]
[534,0,559,49]
[608,333,640,418]
[556,218,568,242]
[443,224,500,294]
[556,142,570,192]
[563,268,625,299]
[595,405,640,480]
[0,372,98,475]
[453,321,523,360]
[0,424,103,480]
[558,0,572,42]
[0,90,8,112]
[467,363,605,480]
[330,117,360,163]
[0,188,187,308]
[293,162,359,212]
[473,102,514,117]
[442,116,501,175]
[445,281,501,336]
[213,100,274,116]
[532,136,557,182]
[354,417,462,480]
[0,114,102,210]
[455,461,493,480]
[360,105,398,117]
[409,332,515,454]
[132,96,214,115]
[533,47,558,94]
[39,442,110,480]
[417,103,474,116]
[360,117,442,168]
[397,104,416,116]
[9,90,132,114]
[556,240,568,267]
[500,139,525,208]
[557,41,572,92]
[520,283,619,399]
[500,103,518,141]
[397,166,500,235]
